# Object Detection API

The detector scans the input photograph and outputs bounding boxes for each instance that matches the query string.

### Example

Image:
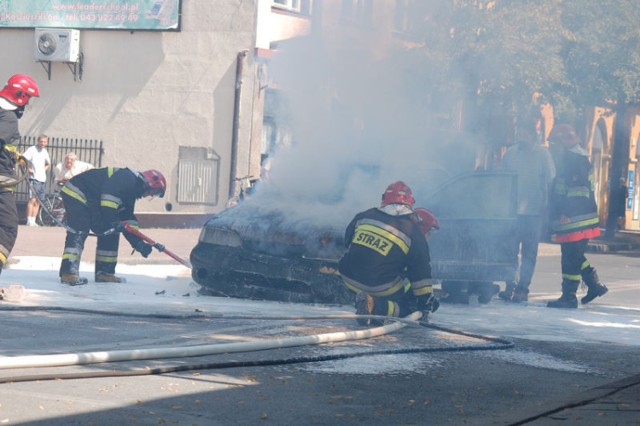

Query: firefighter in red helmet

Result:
[338,181,439,325]
[0,74,39,279]
[414,207,439,237]
[546,124,608,308]
[59,167,167,285]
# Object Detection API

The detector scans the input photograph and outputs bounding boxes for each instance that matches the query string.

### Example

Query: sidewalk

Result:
[587,232,640,253]
[9,225,200,265]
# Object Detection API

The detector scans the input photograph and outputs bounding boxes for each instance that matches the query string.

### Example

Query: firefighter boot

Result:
[60,232,88,285]
[60,274,89,286]
[511,285,529,303]
[95,272,127,283]
[581,268,608,305]
[547,279,579,309]
[355,292,374,326]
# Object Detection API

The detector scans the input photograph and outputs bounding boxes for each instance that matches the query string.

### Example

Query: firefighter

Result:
[59,167,167,285]
[0,74,40,276]
[414,207,439,238]
[547,124,608,308]
[338,181,438,325]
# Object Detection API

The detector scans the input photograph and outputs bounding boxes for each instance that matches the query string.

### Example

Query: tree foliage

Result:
[403,0,640,121]
[561,0,640,108]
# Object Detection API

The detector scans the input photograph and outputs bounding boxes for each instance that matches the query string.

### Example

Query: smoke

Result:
[250,33,454,229]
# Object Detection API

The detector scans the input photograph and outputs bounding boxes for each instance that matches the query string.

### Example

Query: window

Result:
[272,0,301,13]
[394,0,409,32]
[340,0,373,25]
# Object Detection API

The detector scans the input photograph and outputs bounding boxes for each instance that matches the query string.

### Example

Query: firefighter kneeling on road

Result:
[338,181,439,325]
[58,167,167,285]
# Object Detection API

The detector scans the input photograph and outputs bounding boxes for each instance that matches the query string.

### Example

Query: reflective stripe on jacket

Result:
[338,207,432,297]
[550,150,600,243]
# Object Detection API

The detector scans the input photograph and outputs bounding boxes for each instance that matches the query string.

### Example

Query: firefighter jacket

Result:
[0,109,21,192]
[550,148,600,243]
[61,167,147,245]
[338,207,432,298]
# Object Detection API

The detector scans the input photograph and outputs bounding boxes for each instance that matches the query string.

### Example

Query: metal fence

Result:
[15,136,104,202]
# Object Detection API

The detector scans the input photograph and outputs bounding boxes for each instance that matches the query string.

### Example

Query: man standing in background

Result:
[23,134,50,226]
[499,127,556,303]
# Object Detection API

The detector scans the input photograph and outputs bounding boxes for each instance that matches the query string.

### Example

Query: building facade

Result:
[1,0,267,226]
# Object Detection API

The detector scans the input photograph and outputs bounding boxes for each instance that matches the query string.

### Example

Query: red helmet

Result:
[381,181,415,207]
[414,207,439,235]
[0,74,40,110]
[142,169,166,198]
[549,123,579,148]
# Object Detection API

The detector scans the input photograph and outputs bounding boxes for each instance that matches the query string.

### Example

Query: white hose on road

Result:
[0,311,422,370]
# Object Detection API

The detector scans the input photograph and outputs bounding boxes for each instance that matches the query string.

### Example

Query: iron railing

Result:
[15,136,104,202]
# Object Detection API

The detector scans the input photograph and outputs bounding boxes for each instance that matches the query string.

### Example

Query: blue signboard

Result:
[627,169,634,210]
[0,0,181,31]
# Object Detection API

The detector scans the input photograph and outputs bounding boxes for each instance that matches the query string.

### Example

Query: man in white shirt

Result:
[23,134,51,226]
[498,127,556,303]
[54,152,93,184]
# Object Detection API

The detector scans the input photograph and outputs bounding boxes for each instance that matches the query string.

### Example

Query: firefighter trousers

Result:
[0,191,18,275]
[560,239,592,283]
[59,193,120,278]
[369,282,418,318]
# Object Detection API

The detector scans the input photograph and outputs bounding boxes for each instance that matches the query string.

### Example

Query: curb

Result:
[587,241,640,253]
[508,373,640,425]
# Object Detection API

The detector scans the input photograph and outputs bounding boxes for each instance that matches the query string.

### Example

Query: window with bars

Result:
[177,146,220,205]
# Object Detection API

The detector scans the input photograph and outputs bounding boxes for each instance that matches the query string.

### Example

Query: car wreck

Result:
[190,172,518,305]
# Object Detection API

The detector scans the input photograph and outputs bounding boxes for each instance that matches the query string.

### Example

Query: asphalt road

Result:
[0,226,639,425]
[1,306,638,425]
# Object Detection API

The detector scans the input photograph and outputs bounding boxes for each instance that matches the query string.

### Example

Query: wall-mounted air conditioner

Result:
[34,28,80,62]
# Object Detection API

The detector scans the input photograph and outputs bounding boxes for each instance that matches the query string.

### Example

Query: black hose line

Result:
[0,305,514,383]
[0,159,28,189]
[0,304,213,319]
[1,338,513,384]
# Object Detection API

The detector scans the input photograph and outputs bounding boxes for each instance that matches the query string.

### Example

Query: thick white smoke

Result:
[250,33,453,230]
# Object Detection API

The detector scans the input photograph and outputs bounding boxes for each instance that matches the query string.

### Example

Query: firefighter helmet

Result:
[414,207,439,235]
[142,169,166,198]
[0,74,40,110]
[381,181,415,207]
[549,123,579,148]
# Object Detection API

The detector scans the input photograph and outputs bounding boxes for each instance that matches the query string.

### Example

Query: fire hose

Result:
[0,156,29,189]
[0,307,513,383]
[120,222,192,268]
[0,311,421,370]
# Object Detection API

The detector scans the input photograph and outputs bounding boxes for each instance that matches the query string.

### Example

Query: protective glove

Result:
[103,223,126,236]
[416,293,440,314]
[134,240,153,258]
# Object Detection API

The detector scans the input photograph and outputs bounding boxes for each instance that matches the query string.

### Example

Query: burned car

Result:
[190,172,518,305]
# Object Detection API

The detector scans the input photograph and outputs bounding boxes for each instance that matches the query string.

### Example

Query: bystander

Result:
[23,134,50,226]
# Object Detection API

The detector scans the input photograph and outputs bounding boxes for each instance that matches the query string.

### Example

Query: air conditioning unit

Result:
[34,28,80,62]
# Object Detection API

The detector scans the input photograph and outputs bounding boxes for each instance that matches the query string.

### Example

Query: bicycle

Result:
[37,185,66,227]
